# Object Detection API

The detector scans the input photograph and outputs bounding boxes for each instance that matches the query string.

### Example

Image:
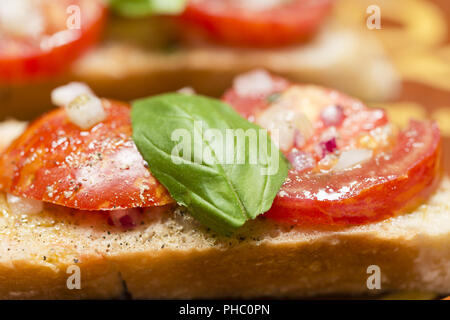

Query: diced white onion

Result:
[320,105,344,127]
[40,30,81,52]
[232,0,286,11]
[321,126,339,141]
[108,208,141,229]
[257,105,293,151]
[51,83,106,130]
[177,87,196,95]
[293,112,314,141]
[287,149,316,172]
[294,130,305,148]
[0,0,44,38]
[274,86,332,125]
[333,149,373,171]
[51,82,95,108]
[66,95,107,130]
[257,103,313,152]
[233,69,275,98]
[7,194,43,216]
[0,120,27,151]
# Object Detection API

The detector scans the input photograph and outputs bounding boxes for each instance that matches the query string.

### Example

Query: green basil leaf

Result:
[131,93,288,235]
[109,0,187,17]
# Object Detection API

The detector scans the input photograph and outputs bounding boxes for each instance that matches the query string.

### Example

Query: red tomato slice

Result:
[223,73,442,225]
[0,0,106,84]
[272,120,441,225]
[179,0,335,47]
[0,100,174,211]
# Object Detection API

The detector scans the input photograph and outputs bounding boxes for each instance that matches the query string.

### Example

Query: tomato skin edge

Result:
[0,100,174,211]
[222,71,443,226]
[179,0,335,48]
[0,3,107,84]
[265,121,442,226]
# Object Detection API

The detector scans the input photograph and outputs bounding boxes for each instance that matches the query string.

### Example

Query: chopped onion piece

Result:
[177,87,196,95]
[320,137,337,156]
[293,111,314,142]
[317,154,338,171]
[51,82,95,108]
[66,94,107,130]
[287,149,315,172]
[233,69,275,98]
[320,105,344,127]
[256,105,293,151]
[232,0,285,11]
[0,120,27,150]
[294,130,305,148]
[257,102,314,152]
[0,0,44,38]
[40,30,81,52]
[275,86,332,124]
[108,208,142,230]
[7,194,43,216]
[52,83,106,129]
[333,149,373,171]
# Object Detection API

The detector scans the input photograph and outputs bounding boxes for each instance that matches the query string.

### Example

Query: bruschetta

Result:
[0,72,447,299]
[0,0,400,120]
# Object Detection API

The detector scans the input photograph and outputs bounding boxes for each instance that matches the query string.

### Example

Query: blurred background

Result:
[0,0,449,173]
[342,0,450,175]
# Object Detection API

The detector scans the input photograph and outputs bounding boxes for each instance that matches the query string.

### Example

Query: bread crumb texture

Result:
[0,177,449,299]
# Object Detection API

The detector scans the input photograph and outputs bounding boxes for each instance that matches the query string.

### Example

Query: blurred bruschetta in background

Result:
[0,0,400,120]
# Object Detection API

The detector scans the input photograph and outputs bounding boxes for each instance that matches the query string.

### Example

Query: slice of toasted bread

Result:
[0,121,448,300]
[0,19,400,121]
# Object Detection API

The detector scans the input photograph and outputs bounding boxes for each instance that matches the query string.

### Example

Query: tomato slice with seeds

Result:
[223,72,442,225]
[273,120,441,225]
[225,72,389,156]
[179,0,335,47]
[0,0,106,84]
[0,100,174,211]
